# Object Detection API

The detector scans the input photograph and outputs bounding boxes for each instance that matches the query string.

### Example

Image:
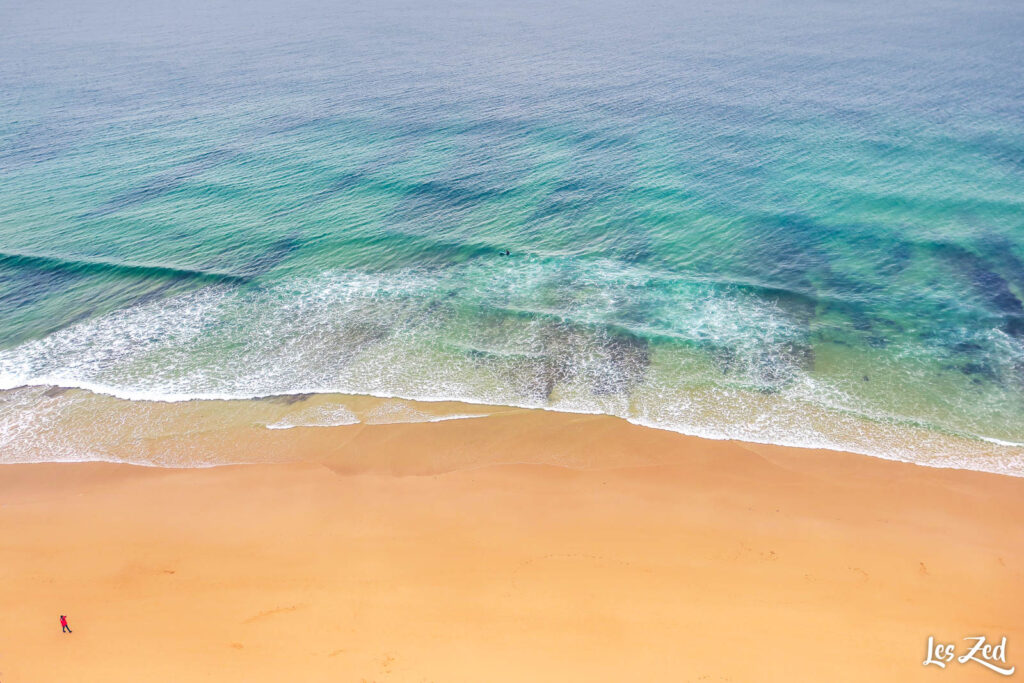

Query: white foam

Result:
[362,401,490,425]
[423,413,491,422]
[266,405,359,430]
[0,262,1021,475]
[978,435,1024,448]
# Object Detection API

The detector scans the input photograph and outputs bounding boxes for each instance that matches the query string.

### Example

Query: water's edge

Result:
[2,382,1020,477]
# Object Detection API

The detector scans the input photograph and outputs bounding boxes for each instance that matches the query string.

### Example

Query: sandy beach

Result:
[1,409,1021,682]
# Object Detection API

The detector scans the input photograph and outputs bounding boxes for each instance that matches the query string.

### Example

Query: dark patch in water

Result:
[467,315,651,403]
[275,170,395,220]
[0,251,250,286]
[783,341,815,372]
[238,235,302,278]
[929,241,1023,316]
[269,124,429,219]
[306,172,366,205]
[1005,314,1024,340]
[577,131,635,153]
[745,213,831,290]
[825,337,853,348]
[294,320,395,373]
[0,262,77,312]
[952,340,985,355]
[82,149,240,218]
[732,282,818,320]
[589,330,650,395]
[960,362,998,381]
[381,141,533,244]
[751,341,814,388]
[0,254,226,346]
[963,132,1024,175]
[709,339,813,389]
[849,313,873,332]
[752,352,790,388]
[523,361,561,403]
[345,321,395,350]
[457,116,534,139]
[404,178,509,210]
[888,242,914,274]
[61,306,99,328]
[926,238,1024,341]
[42,386,70,398]
[0,119,89,174]
[259,393,313,405]
[529,178,627,223]
[713,348,738,374]
[944,361,999,383]
[124,281,181,310]
[978,238,1024,338]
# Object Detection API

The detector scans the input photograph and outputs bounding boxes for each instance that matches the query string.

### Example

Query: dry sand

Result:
[1,410,1022,682]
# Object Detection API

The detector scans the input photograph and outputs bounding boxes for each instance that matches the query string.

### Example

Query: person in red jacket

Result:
[60,615,71,633]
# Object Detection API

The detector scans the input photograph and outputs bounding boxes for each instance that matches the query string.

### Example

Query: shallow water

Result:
[2,0,1023,472]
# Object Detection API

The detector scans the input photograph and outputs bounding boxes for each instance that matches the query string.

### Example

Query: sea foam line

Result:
[2,375,1023,477]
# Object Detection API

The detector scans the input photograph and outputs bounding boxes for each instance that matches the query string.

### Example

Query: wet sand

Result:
[1,410,1021,681]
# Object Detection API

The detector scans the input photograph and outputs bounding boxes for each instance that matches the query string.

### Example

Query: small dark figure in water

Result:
[500,249,510,256]
[60,615,71,633]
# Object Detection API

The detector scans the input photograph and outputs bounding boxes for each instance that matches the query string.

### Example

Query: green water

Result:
[1,0,1023,471]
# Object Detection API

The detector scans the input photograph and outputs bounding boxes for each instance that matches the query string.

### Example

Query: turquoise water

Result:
[2,0,1024,471]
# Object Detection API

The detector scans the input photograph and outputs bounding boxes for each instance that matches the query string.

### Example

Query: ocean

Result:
[2,0,1023,472]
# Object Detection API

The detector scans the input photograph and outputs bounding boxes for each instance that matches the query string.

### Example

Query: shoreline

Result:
[2,410,1023,681]
[3,384,1023,477]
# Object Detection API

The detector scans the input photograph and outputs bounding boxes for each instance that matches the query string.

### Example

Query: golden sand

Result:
[1,410,1021,681]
